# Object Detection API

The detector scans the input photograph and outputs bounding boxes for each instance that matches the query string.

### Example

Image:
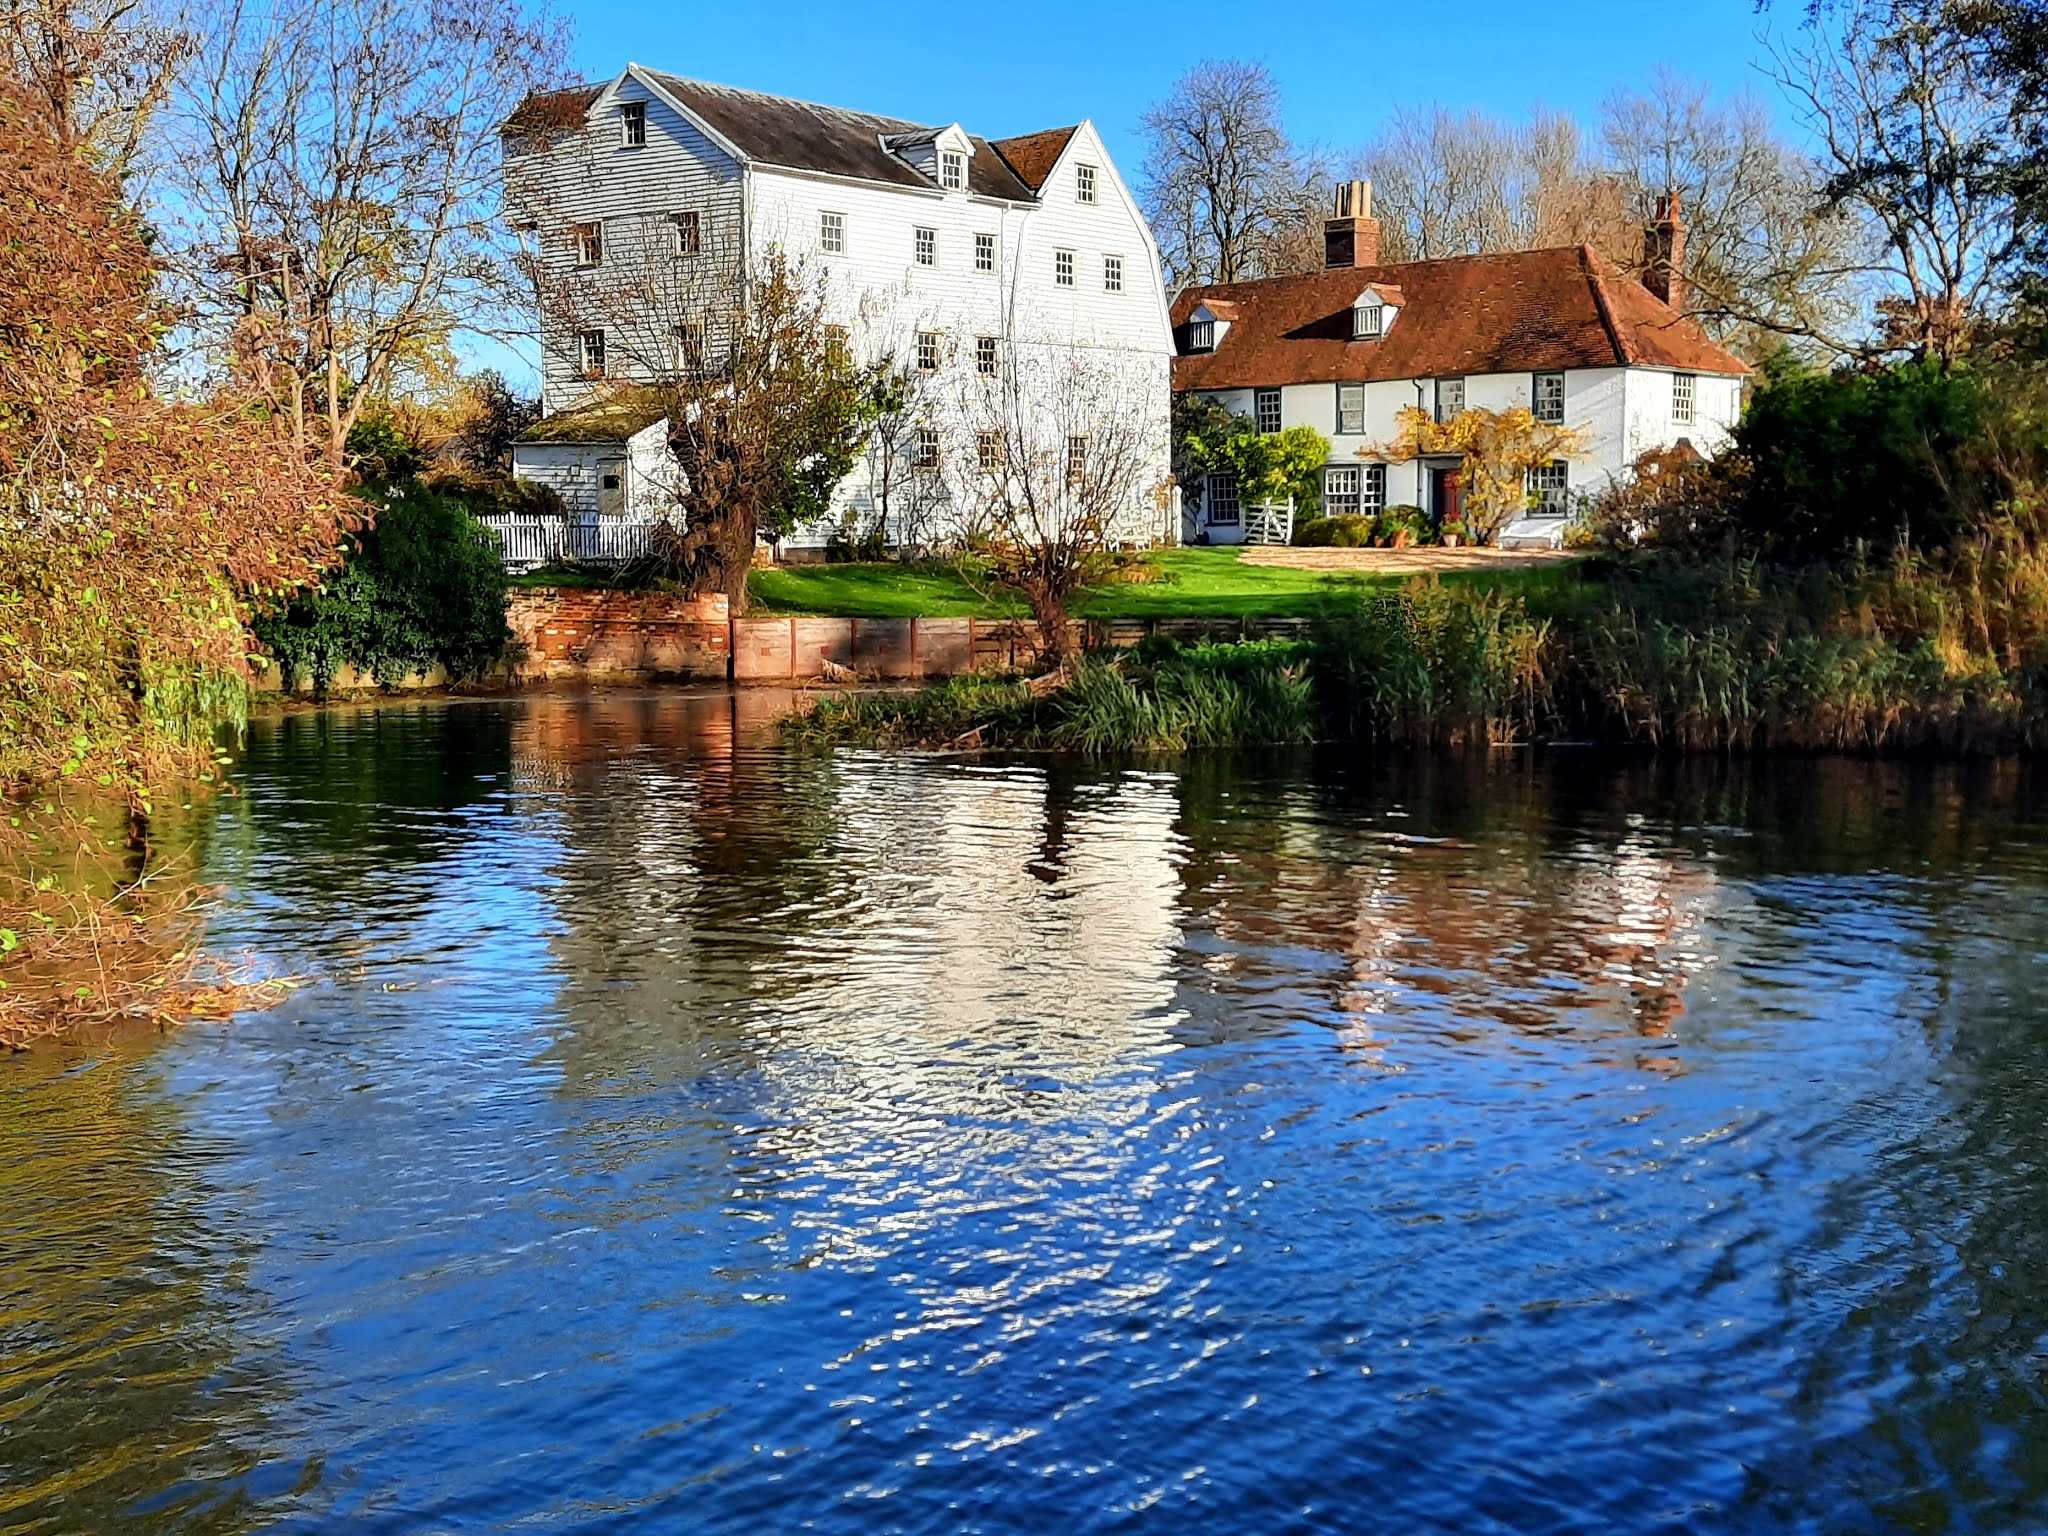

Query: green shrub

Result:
[253,483,512,695]
[1297,513,1375,547]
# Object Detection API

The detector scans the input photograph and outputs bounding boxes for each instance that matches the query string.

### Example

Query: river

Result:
[6,691,2048,1533]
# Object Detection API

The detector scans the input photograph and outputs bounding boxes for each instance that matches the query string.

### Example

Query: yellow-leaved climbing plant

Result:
[1377,406,1589,544]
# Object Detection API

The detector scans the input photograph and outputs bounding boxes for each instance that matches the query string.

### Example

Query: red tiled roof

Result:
[989,126,1078,193]
[1171,246,1751,391]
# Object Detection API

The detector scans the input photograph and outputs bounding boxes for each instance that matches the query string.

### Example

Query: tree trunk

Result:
[1025,581,1080,672]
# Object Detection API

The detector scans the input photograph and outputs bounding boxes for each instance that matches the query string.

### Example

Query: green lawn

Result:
[519,548,1577,620]
[749,549,1424,620]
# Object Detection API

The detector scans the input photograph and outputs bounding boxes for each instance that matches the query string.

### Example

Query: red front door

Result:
[1431,467,1464,529]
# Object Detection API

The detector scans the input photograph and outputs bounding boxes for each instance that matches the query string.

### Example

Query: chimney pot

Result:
[1325,179,1381,270]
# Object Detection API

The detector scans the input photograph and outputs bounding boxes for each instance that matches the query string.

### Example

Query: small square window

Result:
[1184,319,1214,354]
[1533,371,1566,424]
[1255,388,1282,434]
[672,319,706,372]
[573,221,603,267]
[975,335,998,376]
[1076,164,1097,204]
[620,101,645,147]
[916,331,941,372]
[1066,434,1088,484]
[1054,249,1074,287]
[1336,382,1366,436]
[1435,377,1465,423]
[977,431,1002,473]
[671,210,700,257]
[975,232,996,273]
[941,149,966,190]
[1353,303,1383,340]
[1672,372,1696,425]
[820,211,846,255]
[1103,254,1123,293]
[914,427,940,470]
[914,226,936,267]
[576,329,605,377]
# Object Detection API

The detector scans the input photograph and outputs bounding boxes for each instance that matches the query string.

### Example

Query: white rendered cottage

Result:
[1171,184,1751,547]
[501,66,1176,558]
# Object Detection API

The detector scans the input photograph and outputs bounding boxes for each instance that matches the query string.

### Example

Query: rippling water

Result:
[7,692,2048,1533]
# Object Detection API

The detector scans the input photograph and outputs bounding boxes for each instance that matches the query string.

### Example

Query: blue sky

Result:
[485,0,1794,386]
[565,0,1791,175]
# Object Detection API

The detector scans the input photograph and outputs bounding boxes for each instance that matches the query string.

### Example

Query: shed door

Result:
[597,458,627,517]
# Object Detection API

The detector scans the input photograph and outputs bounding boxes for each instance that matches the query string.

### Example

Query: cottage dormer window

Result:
[1353,302,1384,340]
[941,149,966,190]
[1185,319,1215,353]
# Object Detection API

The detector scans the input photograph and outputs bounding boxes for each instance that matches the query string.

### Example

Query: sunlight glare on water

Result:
[5,691,2048,1533]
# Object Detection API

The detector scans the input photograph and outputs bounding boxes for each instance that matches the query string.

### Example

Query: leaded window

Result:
[1527,459,1570,513]
[1435,377,1465,423]
[1324,466,1361,517]
[1672,372,1696,425]
[1533,371,1566,424]
[1336,382,1366,436]
[1205,474,1241,525]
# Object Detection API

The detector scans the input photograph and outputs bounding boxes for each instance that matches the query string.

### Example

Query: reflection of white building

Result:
[502,67,1175,552]
[1172,183,1751,547]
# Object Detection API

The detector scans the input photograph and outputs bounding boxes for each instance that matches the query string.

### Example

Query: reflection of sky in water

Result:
[5,697,2048,1534]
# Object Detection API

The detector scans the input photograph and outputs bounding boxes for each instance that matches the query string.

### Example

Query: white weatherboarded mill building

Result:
[501,66,1176,560]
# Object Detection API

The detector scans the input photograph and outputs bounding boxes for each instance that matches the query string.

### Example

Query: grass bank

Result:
[783,551,2048,756]
[510,548,1564,620]
[785,638,1316,752]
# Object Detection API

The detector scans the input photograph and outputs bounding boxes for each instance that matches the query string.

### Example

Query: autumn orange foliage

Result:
[0,74,347,1042]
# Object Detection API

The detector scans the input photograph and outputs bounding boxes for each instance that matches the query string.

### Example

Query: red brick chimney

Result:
[1642,190,1686,311]
[1325,179,1382,270]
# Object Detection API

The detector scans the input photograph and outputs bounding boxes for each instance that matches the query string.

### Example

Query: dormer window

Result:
[619,101,645,147]
[1353,302,1384,340]
[1185,319,1215,353]
[941,149,966,190]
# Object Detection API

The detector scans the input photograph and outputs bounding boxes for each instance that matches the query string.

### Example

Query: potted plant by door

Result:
[1440,519,1467,548]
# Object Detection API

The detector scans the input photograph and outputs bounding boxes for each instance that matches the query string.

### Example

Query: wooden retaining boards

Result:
[505,591,1308,685]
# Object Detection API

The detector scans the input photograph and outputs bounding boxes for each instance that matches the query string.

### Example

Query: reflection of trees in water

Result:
[0,1045,286,1535]
[210,703,519,928]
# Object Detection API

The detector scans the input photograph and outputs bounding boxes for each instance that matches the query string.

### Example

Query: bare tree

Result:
[1140,59,1326,286]
[0,0,188,177]
[1770,0,2022,360]
[963,343,1170,663]
[165,0,566,466]
[1600,70,1873,351]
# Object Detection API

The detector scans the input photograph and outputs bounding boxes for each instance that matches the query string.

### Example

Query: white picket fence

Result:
[1244,498,1296,546]
[480,515,662,571]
